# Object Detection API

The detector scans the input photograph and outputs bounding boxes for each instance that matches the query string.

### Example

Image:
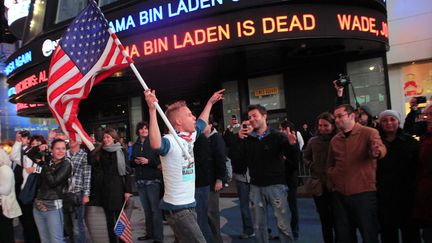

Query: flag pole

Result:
[114,196,130,230]
[109,26,193,162]
[128,63,194,162]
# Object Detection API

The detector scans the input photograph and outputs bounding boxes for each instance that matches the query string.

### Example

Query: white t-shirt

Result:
[158,119,205,208]
[160,133,196,206]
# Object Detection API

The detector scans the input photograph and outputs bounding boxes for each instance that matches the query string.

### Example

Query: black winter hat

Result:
[359,105,373,117]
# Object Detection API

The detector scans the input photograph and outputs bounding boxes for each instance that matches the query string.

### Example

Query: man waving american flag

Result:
[47,0,132,150]
[48,0,195,162]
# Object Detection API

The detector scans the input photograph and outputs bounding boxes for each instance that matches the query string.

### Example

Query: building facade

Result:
[387,0,432,120]
[5,0,389,141]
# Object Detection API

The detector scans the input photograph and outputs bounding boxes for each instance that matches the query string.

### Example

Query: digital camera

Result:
[415,96,427,104]
[335,74,351,87]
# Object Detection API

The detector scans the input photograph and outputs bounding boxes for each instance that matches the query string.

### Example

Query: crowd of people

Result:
[0,86,431,243]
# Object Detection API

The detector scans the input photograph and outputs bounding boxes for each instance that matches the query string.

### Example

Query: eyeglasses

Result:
[334,112,349,119]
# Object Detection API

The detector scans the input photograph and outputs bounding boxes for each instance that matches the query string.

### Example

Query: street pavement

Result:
[14,196,324,243]
[128,196,324,243]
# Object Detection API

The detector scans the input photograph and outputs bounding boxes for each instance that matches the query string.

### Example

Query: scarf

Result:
[102,143,126,176]
[178,132,193,142]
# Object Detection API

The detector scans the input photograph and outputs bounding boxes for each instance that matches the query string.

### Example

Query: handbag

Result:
[19,173,39,205]
[63,192,81,213]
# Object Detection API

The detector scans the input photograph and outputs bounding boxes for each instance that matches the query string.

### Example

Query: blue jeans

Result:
[165,208,206,243]
[73,203,86,243]
[250,184,293,243]
[195,186,213,243]
[332,191,379,243]
[137,179,164,241]
[33,206,65,243]
[235,180,254,235]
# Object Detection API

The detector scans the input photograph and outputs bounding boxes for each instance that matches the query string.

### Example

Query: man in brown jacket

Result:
[327,104,386,243]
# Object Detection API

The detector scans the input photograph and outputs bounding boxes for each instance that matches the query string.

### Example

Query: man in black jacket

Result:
[194,134,213,243]
[205,122,227,243]
[224,118,254,239]
[238,105,299,243]
[130,121,163,243]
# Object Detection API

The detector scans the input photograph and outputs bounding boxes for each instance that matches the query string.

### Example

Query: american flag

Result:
[47,0,132,150]
[114,209,133,243]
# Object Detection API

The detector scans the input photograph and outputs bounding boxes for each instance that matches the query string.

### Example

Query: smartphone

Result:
[242,124,248,129]
[35,165,42,174]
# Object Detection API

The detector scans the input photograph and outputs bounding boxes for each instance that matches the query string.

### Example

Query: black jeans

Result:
[378,203,421,243]
[0,206,14,243]
[19,203,41,243]
[104,209,121,243]
[287,186,299,237]
[313,189,336,243]
[332,191,379,243]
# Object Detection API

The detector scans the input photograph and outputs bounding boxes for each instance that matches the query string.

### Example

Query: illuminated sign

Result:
[5,51,32,76]
[5,2,388,78]
[108,0,238,33]
[107,0,385,35]
[121,5,389,61]
[42,39,60,57]
[16,103,45,112]
[255,87,278,97]
[14,70,48,95]
[8,87,16,96]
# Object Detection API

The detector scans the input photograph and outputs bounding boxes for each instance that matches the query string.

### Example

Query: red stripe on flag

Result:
[102,39,117,67]
[49,60,77,84]
[49,47,66,68]
[48,71,83,102]
[114,48,124,64]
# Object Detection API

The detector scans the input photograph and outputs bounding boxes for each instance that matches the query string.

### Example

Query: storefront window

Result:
[222,81,240,128]
[401,61,432,113]
[99,0,119,7]
[347,57,387,116]
[248,74,285,111]
[55,0,86,23]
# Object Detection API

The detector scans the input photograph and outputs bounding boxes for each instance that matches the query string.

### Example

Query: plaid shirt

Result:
[67,149,91,196]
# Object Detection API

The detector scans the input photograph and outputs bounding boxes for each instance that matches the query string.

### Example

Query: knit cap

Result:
[378,110,402,122]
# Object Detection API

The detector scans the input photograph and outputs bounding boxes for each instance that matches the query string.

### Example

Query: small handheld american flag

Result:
[47,0,132,150]
[114,201,133,243]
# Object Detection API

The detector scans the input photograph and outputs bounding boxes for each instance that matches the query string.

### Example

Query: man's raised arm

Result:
[198,89,225,123]
[144,89,162,150]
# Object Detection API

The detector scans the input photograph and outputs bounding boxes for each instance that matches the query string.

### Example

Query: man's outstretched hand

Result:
[208,89,225,104]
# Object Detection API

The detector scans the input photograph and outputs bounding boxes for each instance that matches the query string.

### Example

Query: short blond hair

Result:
[165,101,187,124]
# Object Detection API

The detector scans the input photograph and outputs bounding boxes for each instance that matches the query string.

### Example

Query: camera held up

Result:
[335,74,351,87]
[26,146,49,162]
[415,96,427,104]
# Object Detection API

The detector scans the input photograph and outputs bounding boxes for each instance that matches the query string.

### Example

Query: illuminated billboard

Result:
[5,2,388,78]
[119,4,388,61]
